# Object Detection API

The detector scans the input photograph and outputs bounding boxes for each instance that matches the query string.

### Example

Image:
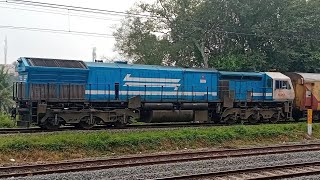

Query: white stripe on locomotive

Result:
[85,91,272,97]
[123,74,181,83]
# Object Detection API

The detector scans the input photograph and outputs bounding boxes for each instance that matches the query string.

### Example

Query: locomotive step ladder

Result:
[286,102,293,120]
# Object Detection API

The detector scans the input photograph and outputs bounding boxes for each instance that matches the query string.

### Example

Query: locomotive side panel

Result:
[219,72,266,102]
[85,62,219,103]
[183,69,218,101]
[120,65,184,101]
[85,64,120,101]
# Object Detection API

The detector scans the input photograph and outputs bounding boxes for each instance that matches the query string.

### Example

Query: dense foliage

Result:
[114,0,320,72]
[0,66,14,113]
[0,113,15,128]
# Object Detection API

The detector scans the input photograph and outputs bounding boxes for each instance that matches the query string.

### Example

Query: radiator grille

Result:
[26,58,87,69]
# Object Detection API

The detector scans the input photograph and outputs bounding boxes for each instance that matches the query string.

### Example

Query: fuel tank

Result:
[181,103,208,110]
[143,103,208,110]
[142,110,194,123]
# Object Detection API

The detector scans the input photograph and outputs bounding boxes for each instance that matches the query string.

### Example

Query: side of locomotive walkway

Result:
[0,123,318,165]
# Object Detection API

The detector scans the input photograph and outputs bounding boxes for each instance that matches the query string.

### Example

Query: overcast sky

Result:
[0,0,155,64]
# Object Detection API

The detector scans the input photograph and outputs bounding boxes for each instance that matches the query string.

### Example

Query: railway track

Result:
[1,143,320,179]
[0,121,303,134]
[0,127,74,134]
[159,161,320,180]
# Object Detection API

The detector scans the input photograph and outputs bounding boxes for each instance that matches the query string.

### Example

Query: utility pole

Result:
[4,36,7,65]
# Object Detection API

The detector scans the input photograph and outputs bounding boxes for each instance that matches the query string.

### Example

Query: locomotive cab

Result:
[265,72,295,101]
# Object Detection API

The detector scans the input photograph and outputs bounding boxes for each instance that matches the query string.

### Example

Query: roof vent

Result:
[114,61,128,64]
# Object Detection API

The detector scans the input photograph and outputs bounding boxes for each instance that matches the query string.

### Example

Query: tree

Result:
[0,66,14,113]
[114,0,320,72]
[114,3,172,65]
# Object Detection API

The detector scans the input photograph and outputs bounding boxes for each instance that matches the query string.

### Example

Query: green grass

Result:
[0,113,15,128]
[0,123,313,153]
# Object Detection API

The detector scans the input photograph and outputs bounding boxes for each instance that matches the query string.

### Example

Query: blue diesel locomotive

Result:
[13,57,294,129]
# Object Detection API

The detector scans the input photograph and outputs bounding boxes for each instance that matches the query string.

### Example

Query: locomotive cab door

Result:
[219,80,233,107]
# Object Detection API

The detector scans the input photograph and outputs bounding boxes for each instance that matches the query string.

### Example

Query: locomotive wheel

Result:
[224,115,237,125]
[248,114,260,124]
[43,118,60,130]
[269,117,278,124]
[114,121,125,128]
[113,116,127,128]
[78,116,95,130]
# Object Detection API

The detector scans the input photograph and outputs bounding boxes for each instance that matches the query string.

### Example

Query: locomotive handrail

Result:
[15,82,220,102]
[96,84,214,101]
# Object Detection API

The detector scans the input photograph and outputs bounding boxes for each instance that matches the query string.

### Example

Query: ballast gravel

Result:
[5,151,320,180]
[286,176,320,180]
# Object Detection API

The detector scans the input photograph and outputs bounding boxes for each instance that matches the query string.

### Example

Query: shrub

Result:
[0,113,15,128]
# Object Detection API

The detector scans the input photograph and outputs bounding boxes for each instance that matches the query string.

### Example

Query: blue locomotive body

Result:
[219,71,273,102]
[85,62,219,102]
[13,57,294,129]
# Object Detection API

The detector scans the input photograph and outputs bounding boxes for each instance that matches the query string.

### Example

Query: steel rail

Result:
[0,127,72,134]
[158,161,320,180]
[1,143,320,178]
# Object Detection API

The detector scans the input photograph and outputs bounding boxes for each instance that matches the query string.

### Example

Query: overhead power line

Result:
[4,0,157,18]
[0,5,123,22]
[0,25,114,38]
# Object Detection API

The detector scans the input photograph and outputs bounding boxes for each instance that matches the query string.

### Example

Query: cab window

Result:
[275,80,291,90]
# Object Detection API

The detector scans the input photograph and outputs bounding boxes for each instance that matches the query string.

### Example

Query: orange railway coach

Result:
[285,73,320,120]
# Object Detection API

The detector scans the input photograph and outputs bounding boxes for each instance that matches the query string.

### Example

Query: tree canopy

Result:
[114,0,320,72]
[0,66,14,113]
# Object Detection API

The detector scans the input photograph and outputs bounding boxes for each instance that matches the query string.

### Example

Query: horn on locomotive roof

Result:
[269,69,278,72]
[114,61,128,64]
